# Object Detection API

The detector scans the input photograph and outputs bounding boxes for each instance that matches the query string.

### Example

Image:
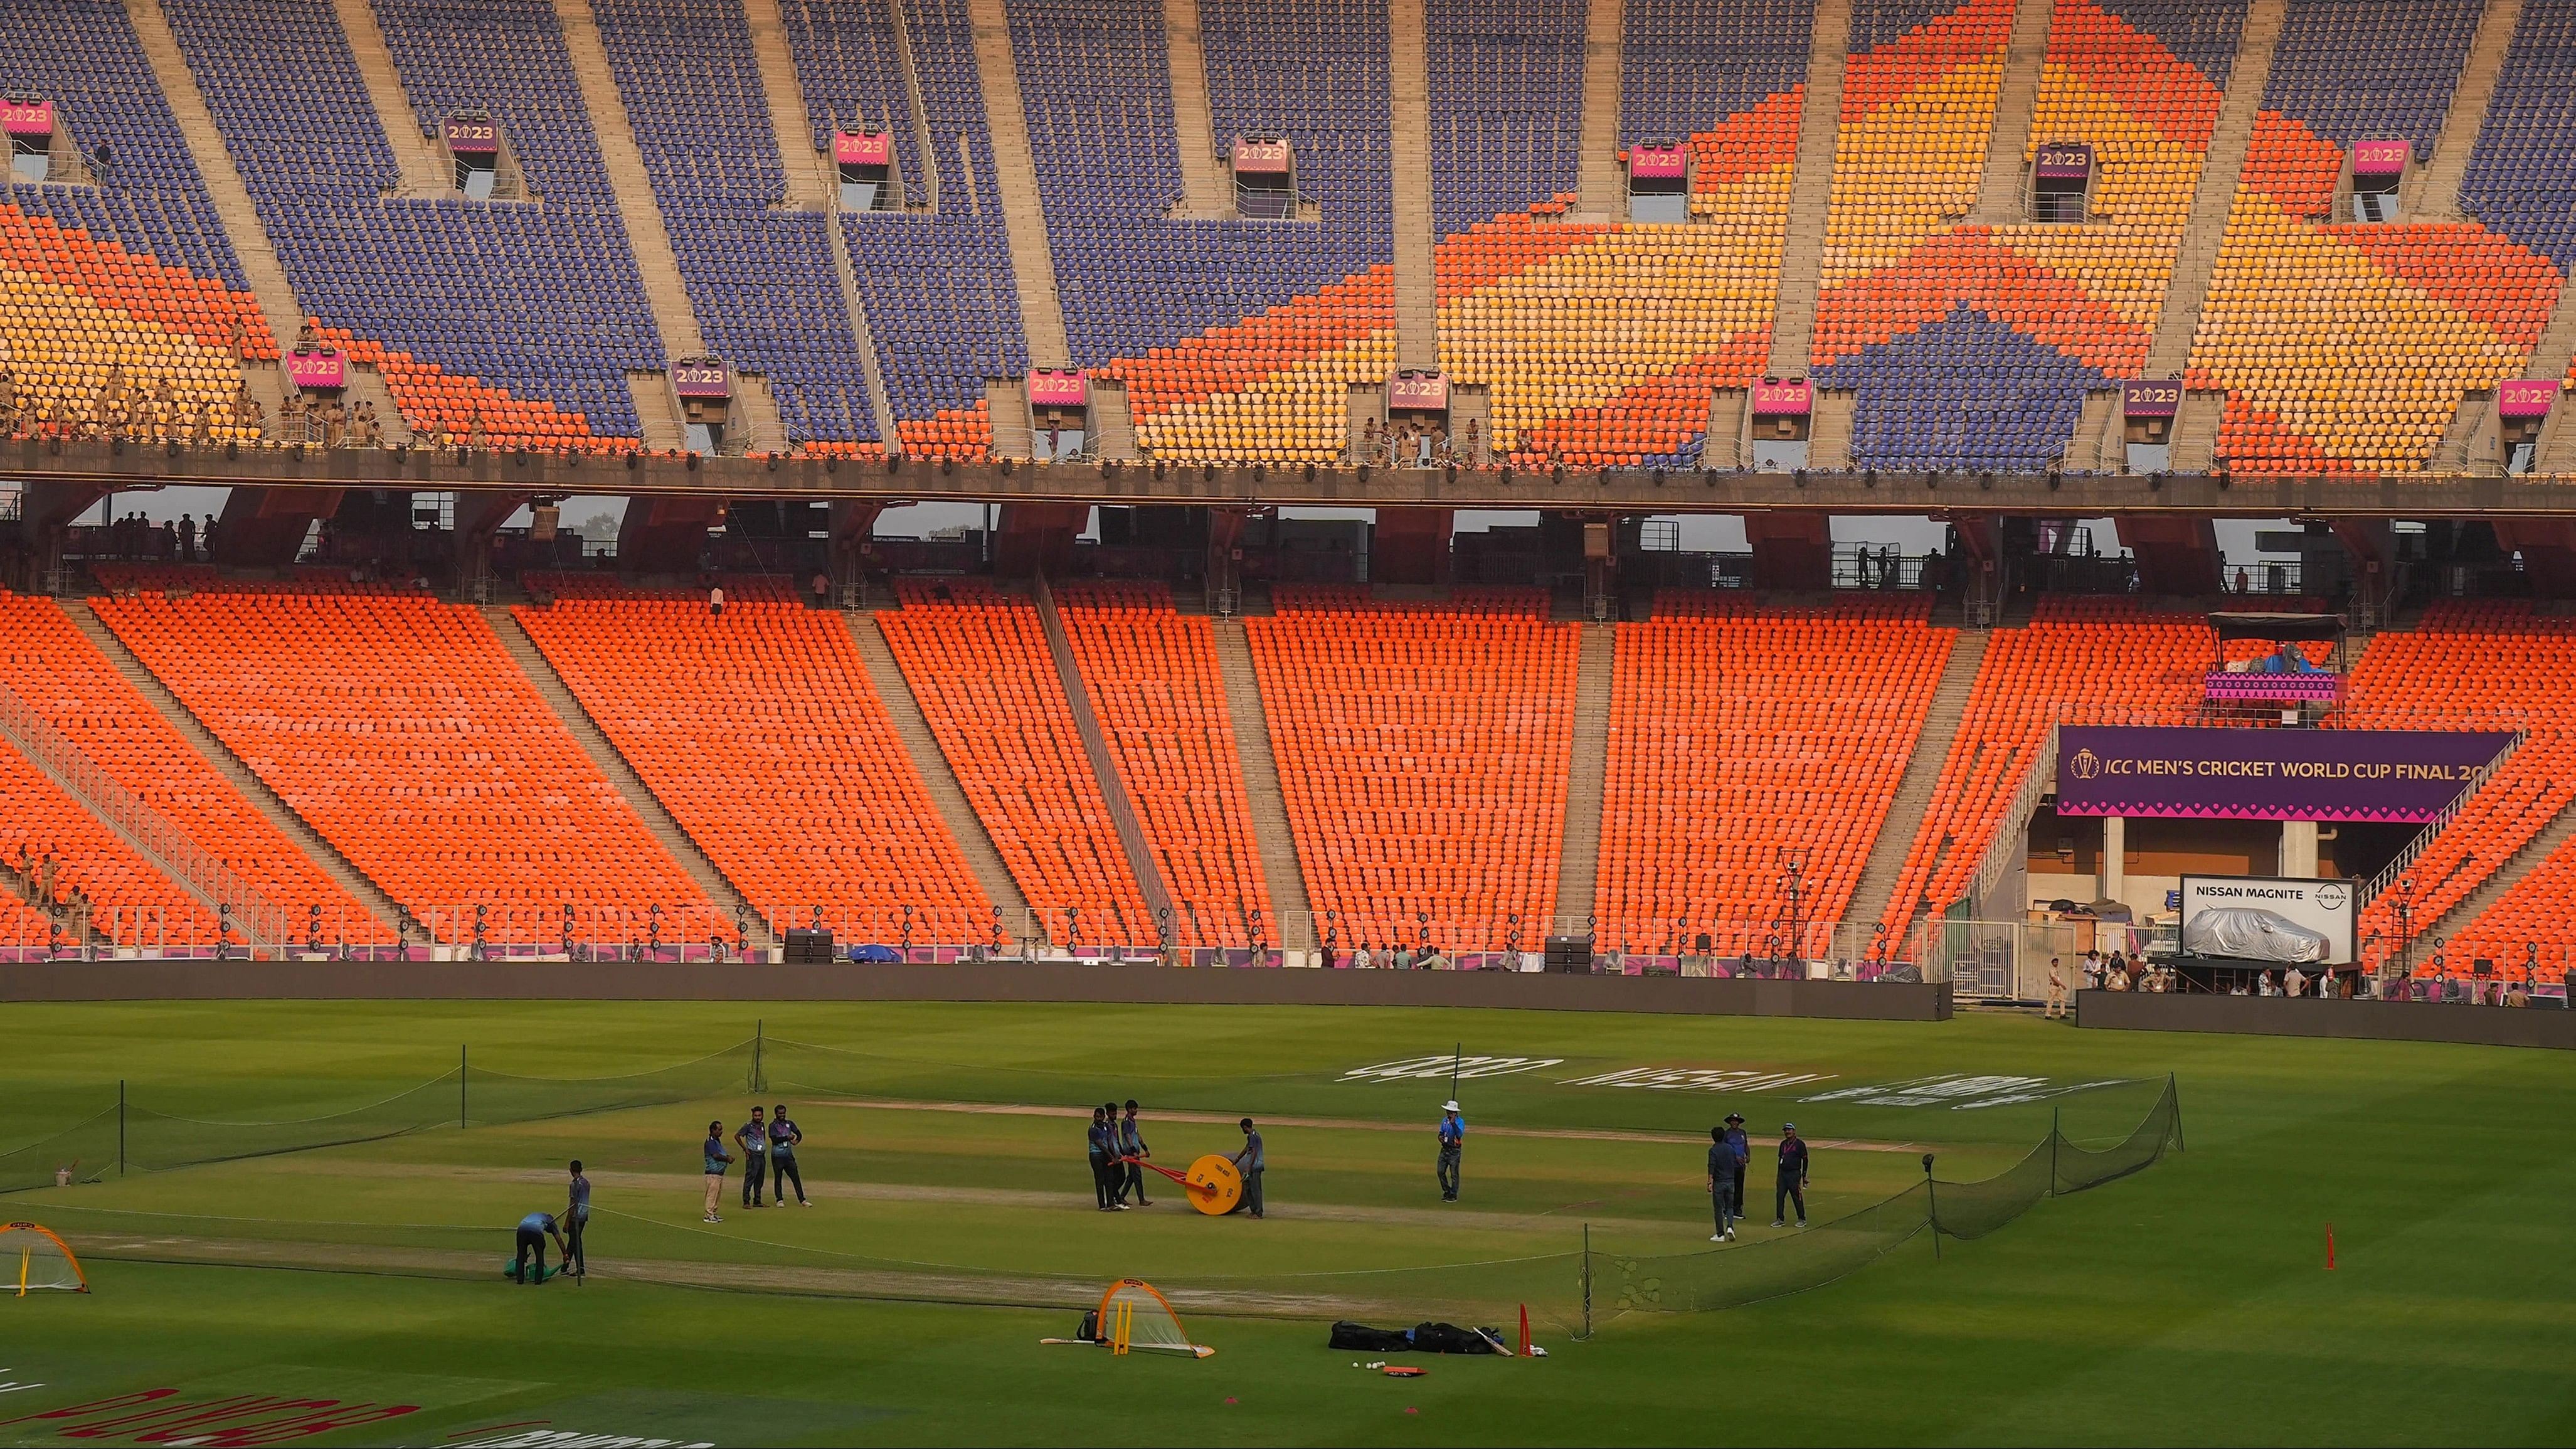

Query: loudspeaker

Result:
[1544,935,1594,975]
[784,928,835,965]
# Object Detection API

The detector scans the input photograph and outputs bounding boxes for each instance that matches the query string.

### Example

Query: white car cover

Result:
[2184,907,2330,964]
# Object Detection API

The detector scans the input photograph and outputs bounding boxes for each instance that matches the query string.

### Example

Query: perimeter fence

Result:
[6,1038,2180,1328]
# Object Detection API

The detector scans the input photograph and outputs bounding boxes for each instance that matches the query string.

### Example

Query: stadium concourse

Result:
[1,0,2575,1005]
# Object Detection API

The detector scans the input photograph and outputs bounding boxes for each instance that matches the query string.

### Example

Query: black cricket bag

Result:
[1328,1321,1414,1352]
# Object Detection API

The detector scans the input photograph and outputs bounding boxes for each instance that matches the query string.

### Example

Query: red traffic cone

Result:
[1519,1303,1531,1357]
[2325,1223,2336,1270]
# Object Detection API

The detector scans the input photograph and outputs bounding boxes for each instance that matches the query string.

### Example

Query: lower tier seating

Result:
[876,580,1155,945]
[1598,593,1953,953]
[89,587,716,947]
[1247,588,1573,953]
[513,591,994,947]
[1059,582,1273,947]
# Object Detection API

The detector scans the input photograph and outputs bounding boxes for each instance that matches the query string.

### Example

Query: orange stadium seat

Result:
[1057,581,1273,947]
[1598,592,1953,956]
[512,588,994,947]
[876,580,1154,946]
[1246,587,1572,952]
[0,592,376,943]
[88,585,717,950]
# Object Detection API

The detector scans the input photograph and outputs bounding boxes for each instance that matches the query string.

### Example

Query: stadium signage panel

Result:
[670,361,729,399]
[2055,726,2512,822]
[1027,368,1088,408]
[1389,370,1448,410]
[2033,141,2093,179]
[1799,1073,2137,1110]
[1231,137,1291,174]
[2499,380,2559,419]
[2351,138,2410,175]
[2179,874,2358,965]
[1339,1054,1564,1081]
[445,116,500,155]
[832,129,891,166]
[1,100,53,137]
[1752,379,1813,415]
[1628,143,1688,179]
[284,348,346,390]
[2121,379,2181,417]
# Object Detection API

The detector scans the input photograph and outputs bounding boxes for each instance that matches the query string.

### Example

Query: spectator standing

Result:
[768,1103,808,1206]
[1232,1118,1265,1218]
[1436,1101,1464,1202]
[700,1119,731,1223]
[734,1106,770,1208]
[1773,1122,1810,1229]
[178,514,196,563]
[709,584,726,618]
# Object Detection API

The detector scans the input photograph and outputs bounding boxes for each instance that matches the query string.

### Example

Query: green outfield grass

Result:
[1,1001,2570,1446]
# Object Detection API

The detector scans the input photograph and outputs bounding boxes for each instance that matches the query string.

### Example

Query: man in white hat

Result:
[1436,1100,1465,1202]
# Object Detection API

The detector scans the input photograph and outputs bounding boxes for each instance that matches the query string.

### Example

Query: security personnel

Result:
[1436,1101,1465,1201]
[1774,1122,1811,1229]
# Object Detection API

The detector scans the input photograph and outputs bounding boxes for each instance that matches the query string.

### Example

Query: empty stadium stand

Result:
[1598,592,1953,953]
[876,578,1156,945]
[0,591,375,933]
[512,584,992,945]
[1246,586,1573,953]
[1058,581,1273,945]
[1875,596,2210,939]
[89,584,721,950]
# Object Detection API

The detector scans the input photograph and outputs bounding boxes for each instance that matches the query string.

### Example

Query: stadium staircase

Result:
[2425,798,2576,950]
[845,612,1033,923]
[327,0,450,196]
[60,600,403,930]
[553,0,708,360]
[1573,0,1623,218]
[2409,0,2523,219]
[1212,617,1314,947]
[625,374,689,452]
[2143,0,2286,379]
[731,374,792,454]
[1809,390,1856,468]
[1031,576,1175,922]
[1091,378,1140,460]
[1847,626,1987,951]
[482,606,771,945]
[122,0,302,420]
[1161,0,1231,218]
[2533,293,2576,472]
[1771,0,1854,377]
[985,374,1035,459]
[1970,0,2059,225]
[965,0,1071,367]
[1387,0,1439,369]
[885,0,941,208]
[1551,619,1615,926]
[739,0,904,447]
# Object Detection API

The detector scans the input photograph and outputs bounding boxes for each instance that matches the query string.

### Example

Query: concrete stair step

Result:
[1969,0,2057,225]
[1386,0,1439,371]
[552,0,707,360]
[1848,628,1990,945]
[2408,0,2521,218]
[964,0,1069,366]
[483,607,771,944]
[1551,621,1616,924]
[1574,0,1626,215]
[845,611,1032,921]
[2144,0,2285,377]
[329,0,450,195]
[1768,0,1853,376]
[1161,0,1230,216]
[1211,619,1313,944]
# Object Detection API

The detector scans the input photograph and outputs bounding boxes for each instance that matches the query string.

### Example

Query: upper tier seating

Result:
[1057,581,1273,945]
[1598,592,1953,953]
[1426,0,1585,240]
[2459,0,2576,276]
[781,0,1028,440]
[88,586,717,945]
[591,0,879,445]
[2345,601,2576,966]
[876,579,1155,943]
[1246,587,1572,950]
[1618,0,1813,156]
[159,0,662,441]
[0,0,252,288]
[0,592,373,933]
[1877,597,2209,939]
[513,589,991,945]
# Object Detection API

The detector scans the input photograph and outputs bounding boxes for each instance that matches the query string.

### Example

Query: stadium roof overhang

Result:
[2209,612,2348,643]
[14,438,2576,520]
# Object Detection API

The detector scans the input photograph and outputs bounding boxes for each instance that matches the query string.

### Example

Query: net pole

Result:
[460,1045,467,1128]
[2168,1073,2185,1152]
[2050,1105,2060,1197]
[117,1079,125,1176]
[756,1019,765,1094]
[1581,1223,1592,1339]
[1924,1160,1940,1260]
[1449,1041,1460,1104]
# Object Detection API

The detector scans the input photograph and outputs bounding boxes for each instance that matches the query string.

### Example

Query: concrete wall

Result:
[0,960,1952,1019]
[2075,989,2576,1049]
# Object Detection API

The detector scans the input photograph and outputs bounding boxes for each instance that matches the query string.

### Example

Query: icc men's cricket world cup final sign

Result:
[2054,726,2513,822]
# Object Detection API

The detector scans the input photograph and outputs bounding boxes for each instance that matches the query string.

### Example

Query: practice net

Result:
[4,1221,89,1294]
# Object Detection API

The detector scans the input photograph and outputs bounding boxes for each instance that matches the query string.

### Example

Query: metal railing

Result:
[1962,725,2058,916]
[2365,727,2532,907]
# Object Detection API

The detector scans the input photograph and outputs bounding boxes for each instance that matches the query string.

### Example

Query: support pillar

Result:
[615,494,728,575]
[2116,514,2222,595]
[2281,819,2319,877]
[1205,506,1251,606]
[1370,507,1451,586]
[213,485,346,568]
[1742,511,1830,592]
[452,490,534,592]
[2101,814,2127,903]
[827,498,885,594]
[992,502,1086,578]
[19,480,114,591]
